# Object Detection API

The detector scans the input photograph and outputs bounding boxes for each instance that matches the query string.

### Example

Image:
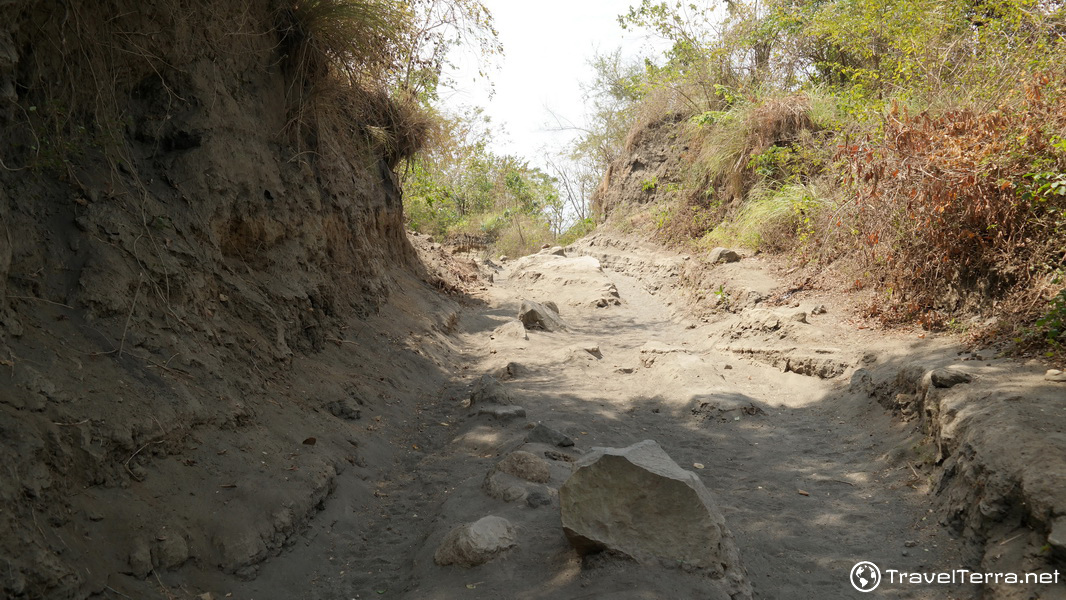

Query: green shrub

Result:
[1038,286,1066,348]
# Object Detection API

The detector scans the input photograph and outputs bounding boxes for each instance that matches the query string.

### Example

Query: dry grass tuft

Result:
[276,0,434,165]
[280,0,409,84]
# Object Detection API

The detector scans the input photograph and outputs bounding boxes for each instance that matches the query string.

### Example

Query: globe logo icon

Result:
[850,561,882,592]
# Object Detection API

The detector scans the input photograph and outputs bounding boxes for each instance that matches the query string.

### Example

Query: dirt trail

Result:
[467,239,974,599]
[209,232,1066,600]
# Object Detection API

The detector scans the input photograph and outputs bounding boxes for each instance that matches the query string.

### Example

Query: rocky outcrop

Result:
[855,362,1066,598]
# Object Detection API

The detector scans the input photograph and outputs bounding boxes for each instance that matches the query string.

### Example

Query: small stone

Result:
[127,541,152,578]
[904,540,919,548]
[1045,369,1066,382]
[483,471,530,502]
[549,246,566,256]
[493,362,525,381]
[434,516,517,567]
[526,423,575,447]
[494,450,551,483]
[708,247,741,264]
[326,398,362,421]
[790,312,808,324]
[470,375,513,406]
[579,345,602,358]
[499,255,509,261]
[929,368,972,389]
[153,533,189,569]
[811,305,827,315]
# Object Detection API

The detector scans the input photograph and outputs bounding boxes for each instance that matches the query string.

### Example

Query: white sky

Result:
[440,1,669,165]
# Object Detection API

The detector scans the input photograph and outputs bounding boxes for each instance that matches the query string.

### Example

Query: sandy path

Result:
[223,240,982,599]
[468,252,975,599]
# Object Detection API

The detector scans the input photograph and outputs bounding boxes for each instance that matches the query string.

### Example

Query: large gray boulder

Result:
[518,300,566,332]
[434,516,518,567]
[560,440,751,598]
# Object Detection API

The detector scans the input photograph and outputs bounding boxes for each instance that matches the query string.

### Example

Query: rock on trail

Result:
[518,300,567,332]
[434,516,518,567]
[560,440,752,599]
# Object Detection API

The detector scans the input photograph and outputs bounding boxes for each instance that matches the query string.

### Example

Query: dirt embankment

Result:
[0,3,467,598]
